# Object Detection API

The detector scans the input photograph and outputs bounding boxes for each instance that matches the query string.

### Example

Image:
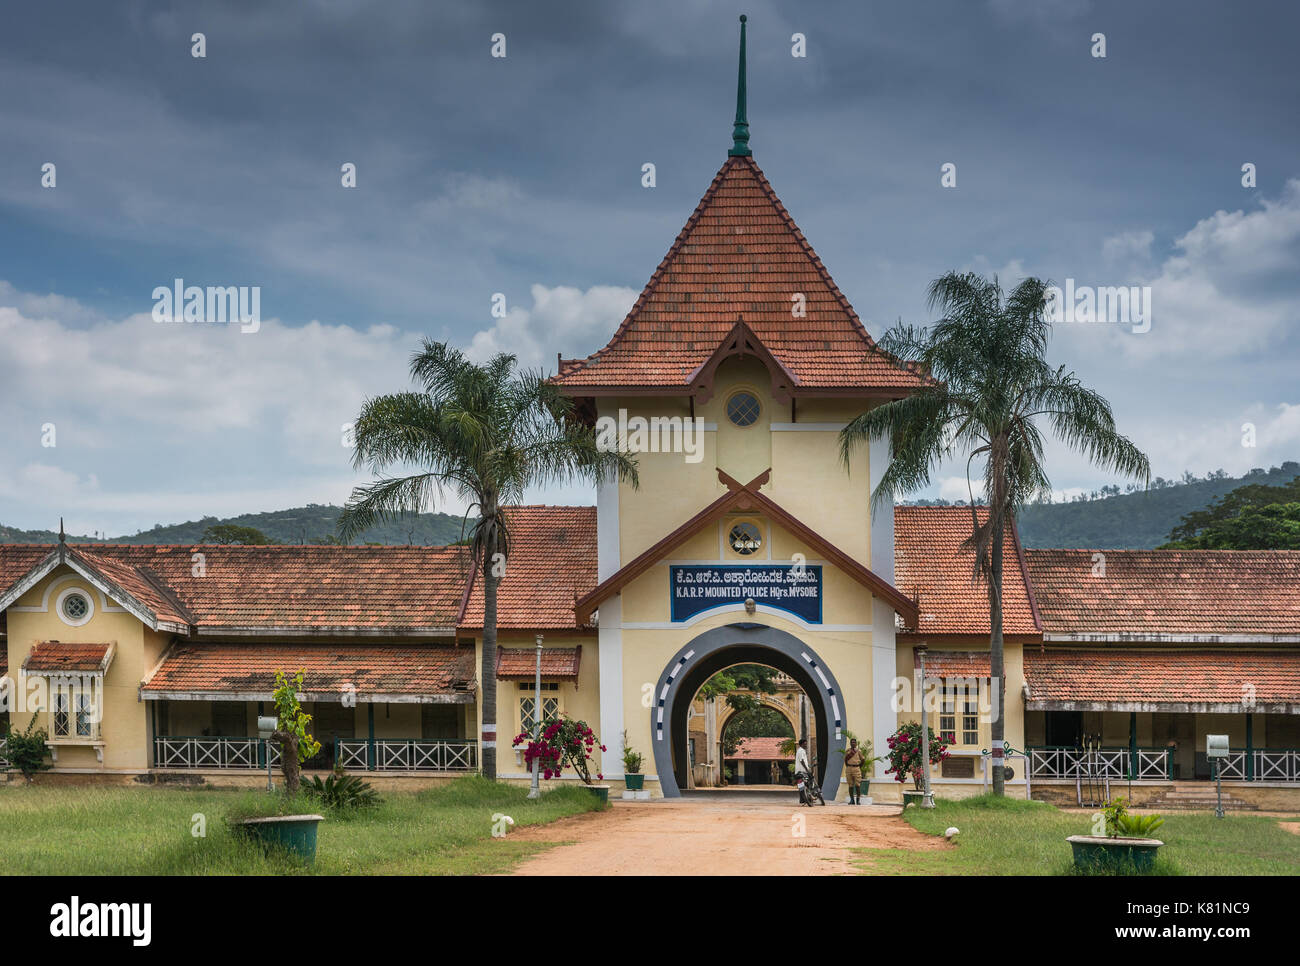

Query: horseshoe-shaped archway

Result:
[651,622,845,800]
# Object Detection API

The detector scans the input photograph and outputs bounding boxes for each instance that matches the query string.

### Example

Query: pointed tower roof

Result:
[552,17,928,398]
[553,154,929,396]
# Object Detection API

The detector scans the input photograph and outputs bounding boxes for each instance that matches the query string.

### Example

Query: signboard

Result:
[670,564,822,624]
[1206,734,1230,759]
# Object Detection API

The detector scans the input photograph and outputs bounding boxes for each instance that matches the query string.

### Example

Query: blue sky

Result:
[2,0,1299,536]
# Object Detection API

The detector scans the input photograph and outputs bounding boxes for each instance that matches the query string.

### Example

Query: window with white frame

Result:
[939,697,956,745]
[51,686,99,740]
[518,682,560,735]
[961,697,979,746]
[937,688,980,746]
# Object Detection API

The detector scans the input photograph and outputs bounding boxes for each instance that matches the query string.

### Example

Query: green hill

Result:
[1017,464,1300,548]
[915,463,1300,549]
[0,504,473,547]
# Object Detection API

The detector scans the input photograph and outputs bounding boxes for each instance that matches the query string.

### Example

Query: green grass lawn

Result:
[0,776,605,875]
[856,795,1300,875]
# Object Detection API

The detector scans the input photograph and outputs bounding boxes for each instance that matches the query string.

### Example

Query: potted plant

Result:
[1067,798,1166,873]
[230,670,326,863]
[885,722,949,805]
[512,714,609,801]
[621,731,645,792]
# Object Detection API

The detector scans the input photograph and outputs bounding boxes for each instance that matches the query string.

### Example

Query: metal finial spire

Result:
[728,15,751,157]
[59,517,65,544]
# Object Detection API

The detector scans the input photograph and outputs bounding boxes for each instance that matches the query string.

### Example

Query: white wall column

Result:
[869,432,897,779]
[596,440,624,777]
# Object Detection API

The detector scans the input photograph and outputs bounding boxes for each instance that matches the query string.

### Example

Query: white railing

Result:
[153,736,280,770]
[1033,746,1300,783]
[1216,749,1300,782]
[1216,751,1248,780]
[335,739,477,772]
[1134,749,1171,780]
[0,738,8,769]
[1029,747,1171,781]
[1251,749,1300,782]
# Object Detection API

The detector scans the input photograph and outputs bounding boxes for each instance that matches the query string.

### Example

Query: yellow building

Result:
[4,21,1300,808]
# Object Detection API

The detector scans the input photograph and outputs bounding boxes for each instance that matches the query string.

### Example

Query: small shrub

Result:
[885,721,949,789]
[2,715,52,783]
[1115,812,1165,837]
[304,770,381,811]
[621,731,643,774]
[1101,797,1129,836]
[269,670,321,795]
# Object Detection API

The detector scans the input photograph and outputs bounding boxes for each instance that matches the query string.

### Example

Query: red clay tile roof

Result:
[495,646,582,680]
[914,649,991,677]
[725,737,794,761]
[0,544,472,635]
[22,641,113,673]
[551,156,928,394]
[141,642,475,699]
[460,506,598,631]
[71,547,192,627]
[1024,549,1300,639]
[894,506,1040,638]
[1023,649,1300,711]
[0,546,54,597]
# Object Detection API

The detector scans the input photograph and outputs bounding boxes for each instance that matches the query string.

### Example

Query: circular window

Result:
[728,521,763,555]
[57,589,93,626]
[726,391,761,427]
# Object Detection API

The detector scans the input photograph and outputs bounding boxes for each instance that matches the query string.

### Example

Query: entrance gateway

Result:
[651,623,845,801]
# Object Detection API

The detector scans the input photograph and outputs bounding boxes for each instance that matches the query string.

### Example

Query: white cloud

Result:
[1117,180,1300,359]
[465,283,637,370]
[1101,230,1154,265]
[1136,403,1300,480]
[0,281,611,534]
[939,476,985,503]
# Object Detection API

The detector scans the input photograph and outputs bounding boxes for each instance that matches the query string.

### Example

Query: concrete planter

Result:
[624,773,645,791]
[234,814,325,864]
[1066,835,1164,873]
[584,784,611,803]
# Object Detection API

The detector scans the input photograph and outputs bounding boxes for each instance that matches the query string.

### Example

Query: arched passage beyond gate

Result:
[651,623,845,800]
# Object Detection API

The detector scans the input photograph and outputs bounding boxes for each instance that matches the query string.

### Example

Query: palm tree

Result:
[339,341,638,780]
[840,272,1149,796]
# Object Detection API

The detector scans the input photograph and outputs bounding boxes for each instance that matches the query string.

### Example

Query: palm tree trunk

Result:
[481,544,500,781]
[989,522,1006,797]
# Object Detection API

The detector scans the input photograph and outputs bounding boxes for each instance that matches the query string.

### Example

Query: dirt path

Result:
[508,800,949,876]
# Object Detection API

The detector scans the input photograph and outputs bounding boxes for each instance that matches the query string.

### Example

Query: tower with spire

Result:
[728,15,751,157]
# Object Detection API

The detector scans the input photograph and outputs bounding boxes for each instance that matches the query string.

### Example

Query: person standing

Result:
[844,738,865,805]
[794,738,812,804]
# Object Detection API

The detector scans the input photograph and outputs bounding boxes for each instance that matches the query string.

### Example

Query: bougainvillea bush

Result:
[884,722,949,789]
[512,714,606,784]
